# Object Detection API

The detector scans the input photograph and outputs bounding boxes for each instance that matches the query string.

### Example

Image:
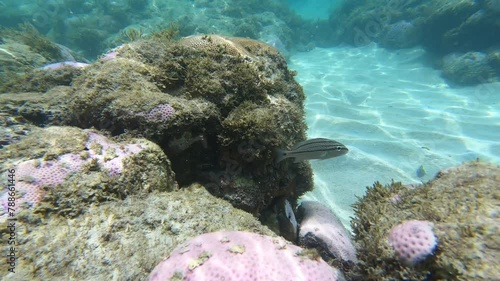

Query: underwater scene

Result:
[0,0,499,280]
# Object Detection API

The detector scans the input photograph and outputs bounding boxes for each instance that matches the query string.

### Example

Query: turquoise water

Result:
[1,0,499,235]
[290,45,500,227]
[288,0,343,20]
[1,0,499,279]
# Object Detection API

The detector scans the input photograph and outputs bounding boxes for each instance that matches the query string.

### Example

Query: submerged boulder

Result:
[442,51,497,85]
[0,34,313,222]
[73,35,311,215]
[0,126,176,219]
[0,185,274,281]
[0,24,86,91]
[351,161,500,280]
[328,0,500,85]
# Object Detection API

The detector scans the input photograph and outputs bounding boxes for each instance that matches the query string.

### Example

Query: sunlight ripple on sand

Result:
[290,45,500,229]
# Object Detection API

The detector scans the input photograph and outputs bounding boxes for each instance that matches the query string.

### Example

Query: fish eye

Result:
[336,146,342,151]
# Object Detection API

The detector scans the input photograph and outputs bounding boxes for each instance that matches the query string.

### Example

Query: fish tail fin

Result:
[274,148,287,163]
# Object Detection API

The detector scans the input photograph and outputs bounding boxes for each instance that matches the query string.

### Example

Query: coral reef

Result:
[351,161,500,280]
[0,24,86,91]
[442,51,497,85]
[380,20,421,49]
[57,35,312,216]
[388,220,438,265]
[2,23,65,61]
[148,231,346,281]
[0,34,312,239]
[0,114,34,149]
[0,0,311,58]
[0,185,274,281]
[0,87,71,126]
[328,0,500,85]
[0,126,176,218]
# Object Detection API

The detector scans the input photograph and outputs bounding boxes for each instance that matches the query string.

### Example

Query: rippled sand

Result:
[290,44,500,229]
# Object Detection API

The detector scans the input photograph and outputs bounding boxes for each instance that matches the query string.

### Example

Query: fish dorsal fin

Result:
[292,138,330,150]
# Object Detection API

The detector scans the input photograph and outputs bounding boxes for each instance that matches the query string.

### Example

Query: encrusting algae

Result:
[351,160,500,281]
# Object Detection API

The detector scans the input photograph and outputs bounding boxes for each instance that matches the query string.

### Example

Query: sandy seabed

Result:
[290,44,500,228]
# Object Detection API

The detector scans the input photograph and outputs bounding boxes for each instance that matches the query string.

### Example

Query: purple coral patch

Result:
[148,231,345,281]
[0,131,144,219]
[41,61,90,70]
[137,104,176,121]
[85,132,143,176]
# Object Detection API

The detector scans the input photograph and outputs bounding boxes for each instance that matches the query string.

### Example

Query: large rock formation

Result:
[351,161,499,280]
[0,34,313,232]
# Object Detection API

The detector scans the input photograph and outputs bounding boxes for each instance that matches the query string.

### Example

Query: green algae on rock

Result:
[62,35,312,216]
[351,161,500,281]
[0,184,275,281]
[0,24,85,91]
[0,126,177,219]
[0,34,313,239]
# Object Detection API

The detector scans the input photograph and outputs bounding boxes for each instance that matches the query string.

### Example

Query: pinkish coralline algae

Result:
[0,130,144,220]
[388,220,438,265]
[148,231,345,281]
[41,61,90,70]
[136,104,176,121]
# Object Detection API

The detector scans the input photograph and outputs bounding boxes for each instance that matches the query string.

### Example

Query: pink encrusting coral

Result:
[148,231,345,281]
[99,44,126,61]
[388,220,438,265]
[0,158,85,218]
[84,132,143,176]
[136,104,176,121]
[0,131,144,218]
[41,61,90,70]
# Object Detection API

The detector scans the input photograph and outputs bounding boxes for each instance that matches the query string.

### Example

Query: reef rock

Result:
[329,0,500,85]
[0,36,314,270]
[351,160,499,280]
[0,126,176,219]
[0,87,72,127]
[1,34,313,217]
[0,24,86,91]
[0,184,274,281]
[442,51,497,85]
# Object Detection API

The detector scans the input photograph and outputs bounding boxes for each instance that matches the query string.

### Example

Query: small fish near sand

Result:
[416,164,426,178]
[275,138,348,163]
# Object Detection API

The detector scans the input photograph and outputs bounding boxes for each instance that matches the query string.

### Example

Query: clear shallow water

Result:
[287,0,342,20]
[290,44,500,228]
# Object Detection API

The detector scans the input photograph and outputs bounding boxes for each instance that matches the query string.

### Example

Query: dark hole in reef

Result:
[166,134,219,187]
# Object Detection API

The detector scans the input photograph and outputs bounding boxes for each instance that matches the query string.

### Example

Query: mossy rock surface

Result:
[1,34,312,220]
[0,24,85,90]
[61,35,312,215]
[351,161,499,280]
[0,126,177,219]
[0,184,274,281]
[0,86,72,126]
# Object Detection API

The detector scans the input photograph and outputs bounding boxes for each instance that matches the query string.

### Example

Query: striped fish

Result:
[275,138,348,163]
